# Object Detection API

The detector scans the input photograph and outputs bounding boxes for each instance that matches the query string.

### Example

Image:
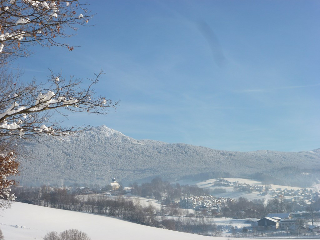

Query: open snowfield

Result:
[196,178,307,191]
[0,202,213,240]
[0,202,318,240]
[77,194,162,211]
[0,203,220,240]
[186,178,315,200]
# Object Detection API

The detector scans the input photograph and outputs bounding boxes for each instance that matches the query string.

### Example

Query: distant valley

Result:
[16,125,320,188]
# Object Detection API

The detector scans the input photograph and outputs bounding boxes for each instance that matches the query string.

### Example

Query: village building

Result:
[279,219,297,231]
[257,217,280,230]
[110,177,120,191]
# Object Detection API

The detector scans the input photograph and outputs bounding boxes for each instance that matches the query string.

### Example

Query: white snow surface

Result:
[1,203,317,240]
[1,202,214,240]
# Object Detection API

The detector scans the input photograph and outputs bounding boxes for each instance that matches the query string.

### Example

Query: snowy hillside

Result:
[0,202,214,240]
[16,126,320,187]
[1,203,318,240]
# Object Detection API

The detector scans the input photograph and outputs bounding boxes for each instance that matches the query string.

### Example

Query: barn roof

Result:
[266,213,290,219]
[265,217,280,223]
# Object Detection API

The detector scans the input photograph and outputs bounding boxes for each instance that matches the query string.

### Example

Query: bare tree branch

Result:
[0,0,91,62]
[0,70,118,139]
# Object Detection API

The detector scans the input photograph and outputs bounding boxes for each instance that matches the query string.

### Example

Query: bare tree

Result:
[0,0,117,139]
[43,231,59,240]
[0,70,117,139]
[44,229,91,240]
[0,0,118,206]
[0,64,117,205]
[60,229,90,240]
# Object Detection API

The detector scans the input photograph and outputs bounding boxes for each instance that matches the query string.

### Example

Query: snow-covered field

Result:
[196,178,307,191]
[189,178,315,200]
[77,194,162,211]
[0,202,317,240]
[0,202,214,240]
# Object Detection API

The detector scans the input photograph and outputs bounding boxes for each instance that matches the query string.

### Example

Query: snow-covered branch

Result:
[0,71,118,138]
[0,0,91,62]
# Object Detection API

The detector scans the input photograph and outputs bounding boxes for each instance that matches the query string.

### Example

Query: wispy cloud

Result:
[277,83,320,89]
[236,89,267,93]
[235,83,320,93]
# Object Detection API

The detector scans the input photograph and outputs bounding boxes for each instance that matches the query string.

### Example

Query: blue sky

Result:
[14,0,320,152]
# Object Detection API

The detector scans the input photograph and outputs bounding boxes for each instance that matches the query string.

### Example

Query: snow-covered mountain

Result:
[16,125,320,187]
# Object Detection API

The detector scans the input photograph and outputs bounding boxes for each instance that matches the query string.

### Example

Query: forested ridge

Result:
[17,126,320,187]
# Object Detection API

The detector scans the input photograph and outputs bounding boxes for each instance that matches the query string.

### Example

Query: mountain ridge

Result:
[16,125,320,187]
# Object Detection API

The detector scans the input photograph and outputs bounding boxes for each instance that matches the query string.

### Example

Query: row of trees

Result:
[14,182,320,220]
[0,0,117,204]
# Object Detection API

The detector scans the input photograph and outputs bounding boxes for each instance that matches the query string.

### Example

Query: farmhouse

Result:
[279,219,296,230]
[257,217,280,230]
